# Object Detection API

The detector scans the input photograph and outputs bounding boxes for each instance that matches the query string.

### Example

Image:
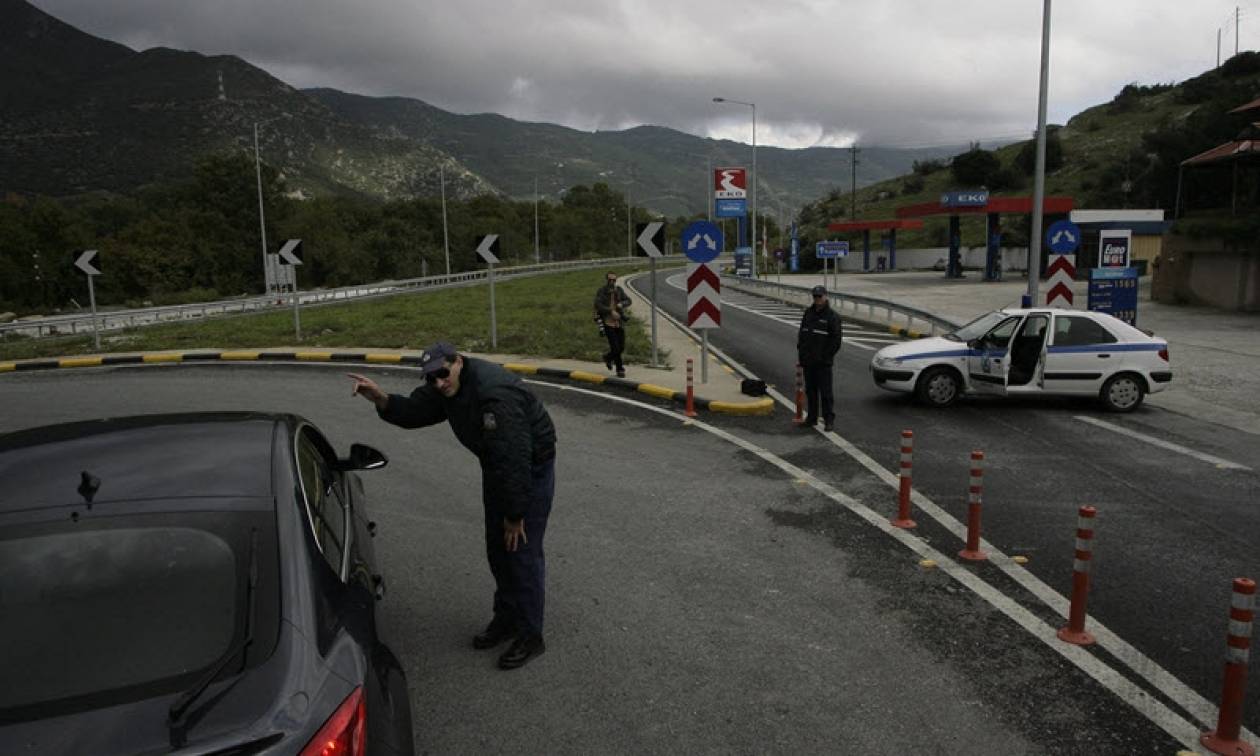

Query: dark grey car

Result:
[0,412,413,755]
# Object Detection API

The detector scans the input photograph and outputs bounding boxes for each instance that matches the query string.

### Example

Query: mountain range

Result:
[1,0,987,217]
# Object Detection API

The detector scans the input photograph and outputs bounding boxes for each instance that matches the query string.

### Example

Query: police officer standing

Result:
[797,285,843,432]
[348,342,556,670]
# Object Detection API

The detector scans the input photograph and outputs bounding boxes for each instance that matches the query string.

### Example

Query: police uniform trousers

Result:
[803,363,835,424]
[483,458,555,637]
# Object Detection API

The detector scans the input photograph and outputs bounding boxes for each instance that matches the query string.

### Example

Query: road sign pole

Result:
[489,262,497,350]
[650,257,658,366]
[292,271,302,341]
[701,329,709,385]
[86,273,100,351]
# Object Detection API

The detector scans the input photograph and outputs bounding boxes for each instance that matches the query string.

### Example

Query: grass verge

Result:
[0,264,678,365]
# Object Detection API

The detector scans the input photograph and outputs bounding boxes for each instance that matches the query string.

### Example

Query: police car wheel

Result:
[1101,373,1145,413]
[916,366,960,408]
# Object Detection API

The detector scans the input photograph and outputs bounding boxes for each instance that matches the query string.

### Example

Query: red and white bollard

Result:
[958,450,987,561]
[891,430,916,529]
[1201,578,1256,756]
[1057,506,1097,646]
[685,358,698,418]
[791,364,806,425]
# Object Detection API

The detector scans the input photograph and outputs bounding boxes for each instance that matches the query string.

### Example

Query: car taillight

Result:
[302,686,366,756]
[1158,347,1169,362]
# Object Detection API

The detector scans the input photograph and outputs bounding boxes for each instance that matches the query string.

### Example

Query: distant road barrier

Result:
[721,274,962,337]
[2,255,683,340]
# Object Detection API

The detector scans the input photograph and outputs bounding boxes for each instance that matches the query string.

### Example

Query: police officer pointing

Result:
[797,285,843,432]
[348,342,556,670]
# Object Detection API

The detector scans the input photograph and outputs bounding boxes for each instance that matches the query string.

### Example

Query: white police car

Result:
[870,309,1171,412]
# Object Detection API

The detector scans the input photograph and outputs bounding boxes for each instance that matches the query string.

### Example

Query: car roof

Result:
[0,412,296,514]
[996,308,1157,340]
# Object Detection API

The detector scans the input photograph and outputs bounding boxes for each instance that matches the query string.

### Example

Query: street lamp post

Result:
[713,97,756,277]
[253,122,271,294]
[1027,0,1052,307]
[440,165,451,276]
[253,115,295,295]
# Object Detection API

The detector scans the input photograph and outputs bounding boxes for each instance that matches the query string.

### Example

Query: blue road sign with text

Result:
[715,198,747,218]
[815,241,849,258]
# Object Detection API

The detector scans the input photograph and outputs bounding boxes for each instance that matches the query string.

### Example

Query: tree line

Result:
[1,152,788,315]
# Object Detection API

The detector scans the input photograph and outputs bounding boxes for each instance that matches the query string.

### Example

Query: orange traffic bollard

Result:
[1057,506,1097,646]
[1201,578,1256,756]
[891,430,916,529]
[958,450,987,561]
[685,358,698,418]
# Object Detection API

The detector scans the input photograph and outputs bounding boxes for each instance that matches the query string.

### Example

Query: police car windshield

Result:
[944,311,1008,342]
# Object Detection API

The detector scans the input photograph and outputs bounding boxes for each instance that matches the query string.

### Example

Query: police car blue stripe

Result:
[894,349,973,361]
[1047,343,1165,354]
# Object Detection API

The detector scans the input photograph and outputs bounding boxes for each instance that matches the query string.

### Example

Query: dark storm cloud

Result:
[32,0,1248,148]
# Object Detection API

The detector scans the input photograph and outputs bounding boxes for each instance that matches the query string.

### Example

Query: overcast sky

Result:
[33,0,1258,149]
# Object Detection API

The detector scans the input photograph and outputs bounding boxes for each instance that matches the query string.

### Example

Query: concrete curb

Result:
[0,350,775,417]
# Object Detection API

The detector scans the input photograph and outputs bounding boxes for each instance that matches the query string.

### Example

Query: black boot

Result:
[497,634,546,669]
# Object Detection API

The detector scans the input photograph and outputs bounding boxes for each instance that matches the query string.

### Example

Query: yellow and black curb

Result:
[502,363,774,416]
[887,324,927,339]
[0,350,774,417]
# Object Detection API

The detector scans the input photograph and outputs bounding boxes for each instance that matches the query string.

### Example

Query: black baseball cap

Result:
[418,341,457,375]
[811,285,827,296]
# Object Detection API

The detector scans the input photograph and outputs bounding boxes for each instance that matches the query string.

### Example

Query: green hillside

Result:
[797,52,1260,253]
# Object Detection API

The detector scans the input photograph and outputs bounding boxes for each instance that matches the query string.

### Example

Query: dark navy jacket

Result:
[378,358,556,520]
[797,303,843,366]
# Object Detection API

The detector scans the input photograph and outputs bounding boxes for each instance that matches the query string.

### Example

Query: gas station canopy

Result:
[895,196,1075,218]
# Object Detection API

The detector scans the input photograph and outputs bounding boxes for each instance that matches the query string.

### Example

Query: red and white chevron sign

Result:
[1044,253,1076,308]
[687,262,721,329]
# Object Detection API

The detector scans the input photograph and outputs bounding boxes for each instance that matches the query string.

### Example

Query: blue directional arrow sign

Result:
[1046,220,1082,254]
[682,220,723,264]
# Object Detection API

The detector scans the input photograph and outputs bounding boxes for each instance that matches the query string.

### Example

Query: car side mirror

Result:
[336,443,389,472]
[966,339,980,349]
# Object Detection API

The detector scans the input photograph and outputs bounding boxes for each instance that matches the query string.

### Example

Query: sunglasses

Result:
[425,367,451,384]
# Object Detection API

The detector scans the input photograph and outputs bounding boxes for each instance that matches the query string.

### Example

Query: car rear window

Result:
[0,510,279,721]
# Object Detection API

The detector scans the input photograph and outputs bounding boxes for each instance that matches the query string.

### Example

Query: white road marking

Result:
[527,379,1214,752]
[1074,415,1252,471]
[636,275,1252,746]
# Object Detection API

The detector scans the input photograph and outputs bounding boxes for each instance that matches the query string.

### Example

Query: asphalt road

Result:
[0,363,1196,753]
[637,269,1260,740]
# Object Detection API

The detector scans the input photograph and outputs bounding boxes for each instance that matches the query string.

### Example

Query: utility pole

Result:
[534,177,540,265]
[254,123,270,293]
[1237,5,1241,56]
[440,165,451,276]
[1028,0,1053,308]
[1218,28,1222,67]
[850,145,860,220]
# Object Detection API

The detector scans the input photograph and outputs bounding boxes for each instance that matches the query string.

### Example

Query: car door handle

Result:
[1096,354,1111,358]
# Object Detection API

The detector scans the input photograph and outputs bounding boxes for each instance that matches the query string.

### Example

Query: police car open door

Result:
[966,315,1022,396]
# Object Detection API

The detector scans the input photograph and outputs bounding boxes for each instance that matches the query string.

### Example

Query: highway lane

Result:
[637,269,1260,733]
[0,364,1187,753]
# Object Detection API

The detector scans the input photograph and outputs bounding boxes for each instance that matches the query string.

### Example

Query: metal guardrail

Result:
[721,275,963,335]
[1,256,684,339]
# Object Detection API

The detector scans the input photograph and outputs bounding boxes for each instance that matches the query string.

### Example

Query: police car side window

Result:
[980,317,1020,346]
[1054,315,1118,347]
[296,427,348,580]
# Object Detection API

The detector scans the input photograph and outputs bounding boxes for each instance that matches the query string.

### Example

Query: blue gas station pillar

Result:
[862,230,871,272]
[985,212,1001,281]
[889,229,898,270]
[947,215,962,278]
